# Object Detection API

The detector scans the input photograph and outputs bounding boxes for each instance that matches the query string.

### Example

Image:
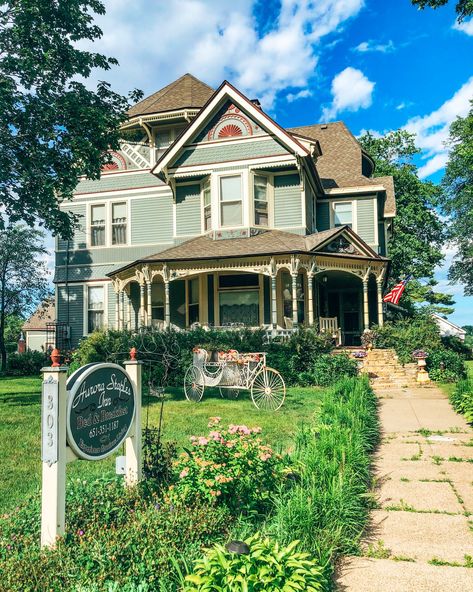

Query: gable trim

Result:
[152,81,309,176]
[313,226,381,259]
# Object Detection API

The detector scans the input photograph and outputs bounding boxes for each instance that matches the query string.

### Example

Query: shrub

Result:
[267,377,379,581]
[427,348,466,382]
[441,335,472,359]
[298,354,358,387]
[184,533,326,591]
[450,379,473,423]
[6,350,48,376]
[171,418,285,512]
[70,327,335,387]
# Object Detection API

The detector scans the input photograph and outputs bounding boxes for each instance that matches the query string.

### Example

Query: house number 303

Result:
[42,378,58,465]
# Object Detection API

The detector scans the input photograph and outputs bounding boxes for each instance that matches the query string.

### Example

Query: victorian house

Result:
[54,74,395,348]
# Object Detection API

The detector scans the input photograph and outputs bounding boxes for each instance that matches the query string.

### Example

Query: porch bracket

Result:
[362,278,369,331]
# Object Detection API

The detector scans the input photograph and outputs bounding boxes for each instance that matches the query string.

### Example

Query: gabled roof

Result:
[128,74,214,117]
[109,227,385,276]
[22,299,56,331]
[288,122,396,217]
[152,80,310,176]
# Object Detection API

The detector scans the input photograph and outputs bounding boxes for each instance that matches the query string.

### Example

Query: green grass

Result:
[0,376,323,511]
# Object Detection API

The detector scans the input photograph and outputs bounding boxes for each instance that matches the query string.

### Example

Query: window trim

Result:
[111,201,128,246]
[328,199,357,233]
[218,173,244,228]
[83,282,108,335]
[251,172,273,228]
[201,178,212,233]
[87,200,130,248]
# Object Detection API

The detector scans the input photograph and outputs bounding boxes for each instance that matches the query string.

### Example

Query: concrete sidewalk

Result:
[336,384,473,592]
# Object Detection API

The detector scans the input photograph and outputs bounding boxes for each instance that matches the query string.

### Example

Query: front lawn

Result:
[0,376,323,511]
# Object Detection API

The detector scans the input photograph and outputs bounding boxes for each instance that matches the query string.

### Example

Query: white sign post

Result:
[40,349,142,548]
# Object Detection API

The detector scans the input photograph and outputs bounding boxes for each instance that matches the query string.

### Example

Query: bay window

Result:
[91,204,106,246]
[87,285,105,332]
[112,202,127,245]
[220,175,242,227]
[334,202,353,228]
[254,175,269,226]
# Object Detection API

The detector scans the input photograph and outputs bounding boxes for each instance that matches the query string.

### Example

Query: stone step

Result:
[337,557,473,592]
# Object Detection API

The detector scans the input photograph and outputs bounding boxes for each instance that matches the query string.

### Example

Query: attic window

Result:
[334,202,353,228]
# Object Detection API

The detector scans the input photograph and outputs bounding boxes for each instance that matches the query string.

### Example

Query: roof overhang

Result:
[151,81,310,178]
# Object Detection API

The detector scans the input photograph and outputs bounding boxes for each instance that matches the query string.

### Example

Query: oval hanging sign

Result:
[66,363,136,461]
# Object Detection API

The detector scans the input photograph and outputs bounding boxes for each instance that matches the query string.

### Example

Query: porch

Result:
[110,254,386,346]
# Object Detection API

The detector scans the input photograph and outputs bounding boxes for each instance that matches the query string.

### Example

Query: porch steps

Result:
[361,349,430,390]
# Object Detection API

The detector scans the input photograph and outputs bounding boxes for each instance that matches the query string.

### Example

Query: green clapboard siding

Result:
[316,202,330,231]
[131,193,173,244]
[378,222,386,255]
[54,264,117,283]
[58,203,87,251]
[57,284,84,348]
[74,172,164,195]
[174,138,288,168]
[357,199,376,244]
[176,184,201,236]
[273,174,301,228]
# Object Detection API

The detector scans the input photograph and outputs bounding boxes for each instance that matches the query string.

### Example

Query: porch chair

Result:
[319,316,342,347]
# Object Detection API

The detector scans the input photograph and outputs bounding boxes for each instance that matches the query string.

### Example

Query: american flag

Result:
[383,275,412,305]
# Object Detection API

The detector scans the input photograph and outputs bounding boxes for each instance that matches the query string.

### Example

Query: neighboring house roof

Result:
[432,313,467,337]
[128,73,215,117]
[288,122,396,217]
[109,226,385,276]
[22,300,56,331]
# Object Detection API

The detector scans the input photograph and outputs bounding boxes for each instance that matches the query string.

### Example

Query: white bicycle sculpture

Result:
[184,348,286,411]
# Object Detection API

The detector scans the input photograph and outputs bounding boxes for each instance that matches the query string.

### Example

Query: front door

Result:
[341,291,361,346]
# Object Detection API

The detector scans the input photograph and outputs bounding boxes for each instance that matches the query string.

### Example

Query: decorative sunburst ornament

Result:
[218,124,243,138]
[101,150,127,172]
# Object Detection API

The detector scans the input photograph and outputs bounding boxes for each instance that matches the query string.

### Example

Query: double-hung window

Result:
[112,202,127,245]
[87,285,105,332]
[203,180,211,231]
[91,205,106,246]
[333,202,353,228]
[188,278,199,325]
[220,175,242,227]
[254,175,269,226]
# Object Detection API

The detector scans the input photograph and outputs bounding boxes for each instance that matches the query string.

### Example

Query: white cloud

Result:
[453,17,473,36]
[404,76,473,178]
[321,67,375,120]
[286,89,313,102]
[79,0,365,109]
[354,39,394,53]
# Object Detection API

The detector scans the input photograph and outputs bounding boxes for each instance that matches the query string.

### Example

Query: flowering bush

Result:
[171,418,285,511]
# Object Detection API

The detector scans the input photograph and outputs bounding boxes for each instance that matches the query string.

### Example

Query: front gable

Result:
[153,81,309,177]
[312,227,381,259]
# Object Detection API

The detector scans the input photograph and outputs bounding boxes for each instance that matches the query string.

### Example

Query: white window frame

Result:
[201,177,212,233]
[328,199,357,233]
[83,282,108,335]
[87,200,130,248]
[251,172,273,228]
[218,173,245,229]
[111,201,128,246]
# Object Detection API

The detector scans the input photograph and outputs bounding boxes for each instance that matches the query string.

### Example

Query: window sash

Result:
[112,202,127,245]
[334,202,352,227]
[91,205,106,246]
[87,286,104,332]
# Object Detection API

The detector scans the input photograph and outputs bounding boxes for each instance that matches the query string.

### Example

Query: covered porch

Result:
[109,251,387,346]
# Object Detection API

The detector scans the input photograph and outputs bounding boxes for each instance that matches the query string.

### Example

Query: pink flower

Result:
[208,417,222,427]
[259,453,271,461]
[179,468,189,478]
[197,437,209,445]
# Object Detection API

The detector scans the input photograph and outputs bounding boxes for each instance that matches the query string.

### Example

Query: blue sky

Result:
[70,0,473,325]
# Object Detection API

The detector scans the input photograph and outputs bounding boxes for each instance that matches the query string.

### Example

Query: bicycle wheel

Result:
[251,367,285,411]
[184,366,205,402]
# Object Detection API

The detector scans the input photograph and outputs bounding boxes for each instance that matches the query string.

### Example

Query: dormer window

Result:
[254,175,269,226]
[220,175,242,227]
[334,202,353,228]
[203,180,211,231]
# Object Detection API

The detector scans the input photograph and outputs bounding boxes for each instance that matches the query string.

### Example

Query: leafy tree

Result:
[0,226,50,372]
[411,0,473,21]
[441,100,473,294]
[359,130,452,312]
[0,1,142,239]
[4,314,24,348]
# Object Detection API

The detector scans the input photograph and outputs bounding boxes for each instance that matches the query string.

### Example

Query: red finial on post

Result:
[129,347,137,361]
[50,348,61,367]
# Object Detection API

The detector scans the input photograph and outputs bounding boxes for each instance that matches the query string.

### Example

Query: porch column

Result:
[377,279,384,327]
[271,274,277,328]
[307,273,314,327]
[292,273,298,327]
[139,284,145,327]
[362,278,369,331]
[115,291,121,330]
[120,291,125,330]
[127,292,132,330]
[146,281,152,327]
[164,280,170,329]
